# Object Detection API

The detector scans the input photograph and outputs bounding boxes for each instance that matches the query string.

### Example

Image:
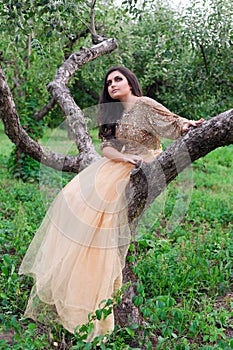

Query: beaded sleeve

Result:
[141,97,189,140]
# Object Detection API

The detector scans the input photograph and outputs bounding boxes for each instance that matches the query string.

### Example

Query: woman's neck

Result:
[120,95,140,111]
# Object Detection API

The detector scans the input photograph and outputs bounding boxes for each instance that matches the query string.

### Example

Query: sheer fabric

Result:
[19,158,134,340]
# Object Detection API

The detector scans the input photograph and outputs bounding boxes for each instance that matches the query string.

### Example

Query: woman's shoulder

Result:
[138,96,164,109]
[138,96,172,115]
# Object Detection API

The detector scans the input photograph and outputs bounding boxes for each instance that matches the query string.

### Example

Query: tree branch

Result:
[119,110,233,341]
[34,98,56,122]
[1,34,233,345]
[47,38,118,169]
[0,66,83,172]
[0,38,118,171]
[199,43,209,75]
[90,0,107,44]
[64,28,90,60]
[91,0,97,37]
[127,109,233,223]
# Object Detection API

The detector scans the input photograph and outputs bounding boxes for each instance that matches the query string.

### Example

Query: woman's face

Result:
[106,70,132,101]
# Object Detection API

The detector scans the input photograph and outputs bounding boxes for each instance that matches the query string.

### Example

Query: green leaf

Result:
[125,327,135,337]
[95,309,103,320]
[27,323,37,331]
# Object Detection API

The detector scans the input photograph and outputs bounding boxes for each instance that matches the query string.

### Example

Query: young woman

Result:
[19,66,204,341]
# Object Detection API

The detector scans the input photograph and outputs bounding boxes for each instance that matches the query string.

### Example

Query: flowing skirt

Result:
[19,157,134,340]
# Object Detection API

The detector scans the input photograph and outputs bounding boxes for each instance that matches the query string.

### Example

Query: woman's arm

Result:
[101,146,142,165]
[143,97,204,139]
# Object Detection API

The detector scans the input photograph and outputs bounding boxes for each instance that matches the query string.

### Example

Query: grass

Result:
[0,121,232,349]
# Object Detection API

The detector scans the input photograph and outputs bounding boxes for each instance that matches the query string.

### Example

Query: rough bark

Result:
[0,38,118,172]
[0,66,83,172]
[47,38,118,170]
[127,108,233,222]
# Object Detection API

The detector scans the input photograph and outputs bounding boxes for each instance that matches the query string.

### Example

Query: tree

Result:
[1,33,233,343]
[0,0,130,178]
[1,0,233,346]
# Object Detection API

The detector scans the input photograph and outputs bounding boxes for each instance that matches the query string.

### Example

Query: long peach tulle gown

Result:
[19,96,188,341]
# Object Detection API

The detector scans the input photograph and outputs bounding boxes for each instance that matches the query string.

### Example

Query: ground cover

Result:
[0,122,232,349]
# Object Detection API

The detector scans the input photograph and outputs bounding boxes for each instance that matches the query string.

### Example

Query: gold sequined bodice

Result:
[101,96,187,159]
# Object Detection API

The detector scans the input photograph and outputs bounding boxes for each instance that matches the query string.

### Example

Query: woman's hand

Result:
[122,154,143,165]
[101,146,143,165]
[183,118,205,132]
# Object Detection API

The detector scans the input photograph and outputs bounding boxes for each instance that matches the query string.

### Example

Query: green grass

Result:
[0,121,232,349]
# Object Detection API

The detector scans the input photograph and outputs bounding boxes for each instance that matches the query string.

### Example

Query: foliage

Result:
[110,0,233,118]
[0,122,232,348]
[1,0,233,179]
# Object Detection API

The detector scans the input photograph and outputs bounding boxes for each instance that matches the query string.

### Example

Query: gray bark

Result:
[46,38,118,170]
[0,39,118,172]
[127,108,233,223]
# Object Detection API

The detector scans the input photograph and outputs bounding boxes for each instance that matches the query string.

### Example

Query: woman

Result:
[19,66,204,341]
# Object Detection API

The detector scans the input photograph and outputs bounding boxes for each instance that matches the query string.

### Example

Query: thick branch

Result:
[0,66,83,172]
[1,39,233,345]
[47,38,118,169]
[127,109,233,222]
[121,110,233,343]
[49,39,117,86]
[0,39,118,171]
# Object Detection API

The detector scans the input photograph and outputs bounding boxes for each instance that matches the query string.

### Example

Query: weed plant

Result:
[0,122,232,349]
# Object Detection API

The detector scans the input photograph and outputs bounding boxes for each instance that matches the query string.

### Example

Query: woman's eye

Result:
[115,77,122,82]
[106,80,112,86]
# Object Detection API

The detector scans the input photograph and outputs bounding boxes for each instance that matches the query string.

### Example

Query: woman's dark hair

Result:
[97,66,143,140]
